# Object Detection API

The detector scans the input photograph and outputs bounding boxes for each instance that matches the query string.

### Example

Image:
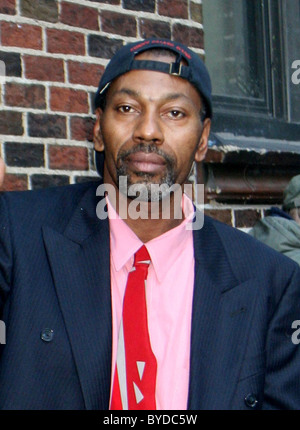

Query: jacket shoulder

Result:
[0,181,101,231]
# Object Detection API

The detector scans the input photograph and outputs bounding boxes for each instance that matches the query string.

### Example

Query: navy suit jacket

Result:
[0,181,300,410]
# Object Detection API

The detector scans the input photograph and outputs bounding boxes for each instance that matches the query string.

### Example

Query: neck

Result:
[124,208,184,242]
[107,184,185,242]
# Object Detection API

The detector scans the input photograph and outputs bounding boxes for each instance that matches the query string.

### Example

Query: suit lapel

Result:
[188,218,260,410]
[42,191,259,410]
[42,185,112,410]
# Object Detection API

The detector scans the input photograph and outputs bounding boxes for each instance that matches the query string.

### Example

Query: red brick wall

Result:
[0,0,204,188]
[0,0,261,229]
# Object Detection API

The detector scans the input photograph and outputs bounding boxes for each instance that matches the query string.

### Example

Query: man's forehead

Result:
[108,51,184,94]
[106,68,202,107]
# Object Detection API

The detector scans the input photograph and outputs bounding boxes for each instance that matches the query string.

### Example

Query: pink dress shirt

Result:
[107,195,195,410]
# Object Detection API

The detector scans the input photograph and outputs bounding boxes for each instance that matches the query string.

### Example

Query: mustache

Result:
[117,143,175,167]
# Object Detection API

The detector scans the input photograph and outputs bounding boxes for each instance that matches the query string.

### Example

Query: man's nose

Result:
[133,110,164,145]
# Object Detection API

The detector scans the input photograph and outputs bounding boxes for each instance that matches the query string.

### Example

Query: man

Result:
[250,174,300,265]
[0,38,300,410]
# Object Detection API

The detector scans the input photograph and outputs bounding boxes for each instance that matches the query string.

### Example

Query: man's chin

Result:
[116,167,177,201]
[123,182,178,204]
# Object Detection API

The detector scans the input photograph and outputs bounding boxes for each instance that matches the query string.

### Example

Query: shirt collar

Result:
[107,194,195,282]
[107,196,143,272]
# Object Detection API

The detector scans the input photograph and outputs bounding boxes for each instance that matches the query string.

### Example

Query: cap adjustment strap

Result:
[169,61,182,76]
[130,59,190,79]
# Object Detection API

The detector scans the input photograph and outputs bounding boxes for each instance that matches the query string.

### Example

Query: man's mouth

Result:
[124,151,166,174]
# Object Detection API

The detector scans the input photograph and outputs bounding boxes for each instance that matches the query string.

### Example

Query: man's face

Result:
[94,52,211,201]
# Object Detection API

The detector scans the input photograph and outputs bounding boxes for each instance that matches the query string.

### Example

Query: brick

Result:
[48,146,89,170]
[24,56,64,82]
[139,18,171,39]
[31,174,69,190]
[28,113,66,138]
[158,0,188,19]
[0,22,42,50]
[60,2,99,31]
[47,29,85,55]
[20,0,58,22]
[70,116,94,142]
[1,174,28,191]
[172,24,204,49]
[5,142,44,167]
[0,52,21,77]
[123,0,155,12]
[5,83,46,109]
[0,0,15,15]
[88,35,123,59]
[204,209,233,226]
[101,11,137,37]
[0,111,23,135]
[190,2,203,23]
[50,87,89,114]
[75,175,100,184]
[234,210,261,228]
[68,61,104,87]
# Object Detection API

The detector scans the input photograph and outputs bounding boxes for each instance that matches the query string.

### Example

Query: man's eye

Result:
[117,105,135,113]
[167,110,185,119]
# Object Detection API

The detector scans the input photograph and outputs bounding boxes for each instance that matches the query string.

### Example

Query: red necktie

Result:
[110,245,157,410]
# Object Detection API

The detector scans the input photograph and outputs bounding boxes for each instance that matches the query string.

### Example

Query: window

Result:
[203,0,267,109]
[284,1,300,123]
[202,0,300,141]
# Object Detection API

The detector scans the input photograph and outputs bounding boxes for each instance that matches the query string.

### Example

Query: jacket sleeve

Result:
[0,194,12,313]
[263,264,300,409]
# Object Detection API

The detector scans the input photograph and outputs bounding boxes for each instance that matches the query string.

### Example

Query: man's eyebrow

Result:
[162,93,191,102]
[111,88,140,98]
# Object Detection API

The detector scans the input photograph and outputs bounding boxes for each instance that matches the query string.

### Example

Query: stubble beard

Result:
[116,143,177,202]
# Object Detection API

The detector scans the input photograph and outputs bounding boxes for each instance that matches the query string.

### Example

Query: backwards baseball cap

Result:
[94,38,212,119]
[283,174,300,211]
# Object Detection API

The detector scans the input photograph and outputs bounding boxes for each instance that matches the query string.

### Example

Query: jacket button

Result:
[41,328,54,342]
[244,393,258,408]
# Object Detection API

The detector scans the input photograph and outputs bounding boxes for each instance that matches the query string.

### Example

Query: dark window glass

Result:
[203,0,268,111]
[284,1,300,123]
[202,0,300,136]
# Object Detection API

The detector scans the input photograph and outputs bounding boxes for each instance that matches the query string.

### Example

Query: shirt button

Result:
[41,328,54,342]
[244,393,258,408]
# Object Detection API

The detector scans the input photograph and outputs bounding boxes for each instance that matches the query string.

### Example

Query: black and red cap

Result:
[94,38,212,119]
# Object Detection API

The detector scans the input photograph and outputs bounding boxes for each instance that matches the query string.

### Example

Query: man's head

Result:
[94,38,212,120]
[93,38,212,201]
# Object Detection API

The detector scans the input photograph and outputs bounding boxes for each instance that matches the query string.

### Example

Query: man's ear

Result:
[194,118,211,163]
[93,108,105,152]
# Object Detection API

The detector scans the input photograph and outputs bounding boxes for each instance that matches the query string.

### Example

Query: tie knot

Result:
[134,245,151,266]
